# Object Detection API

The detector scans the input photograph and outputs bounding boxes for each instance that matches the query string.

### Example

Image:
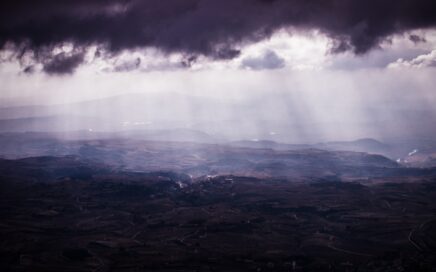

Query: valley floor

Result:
[0,158,435,271]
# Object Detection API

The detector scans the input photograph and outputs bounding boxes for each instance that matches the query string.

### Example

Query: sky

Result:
[0,0,436,142]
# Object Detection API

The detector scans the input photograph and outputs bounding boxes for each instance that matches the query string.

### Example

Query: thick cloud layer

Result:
[1,0,436,73]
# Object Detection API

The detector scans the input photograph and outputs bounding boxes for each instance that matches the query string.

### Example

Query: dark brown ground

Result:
[0,156,435,271]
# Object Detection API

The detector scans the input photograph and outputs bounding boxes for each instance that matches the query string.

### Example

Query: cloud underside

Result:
[1,0,436,74]
[389,49,436,68]
[241,50,285,70]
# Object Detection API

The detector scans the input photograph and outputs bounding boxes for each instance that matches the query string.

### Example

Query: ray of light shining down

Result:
[1,30,436,142]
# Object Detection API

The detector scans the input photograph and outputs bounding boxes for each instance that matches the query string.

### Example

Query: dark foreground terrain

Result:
[0,156,436,271]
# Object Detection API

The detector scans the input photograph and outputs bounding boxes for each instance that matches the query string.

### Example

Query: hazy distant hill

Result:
[0,93,254,139]
[1,93,436,145]
[0,133,409,179]
[0,115,110,132]
[315,138,390,153]
[114,128,221,143]
[228,140,311,150]
[229,138,390,155]
[0,93,238,123]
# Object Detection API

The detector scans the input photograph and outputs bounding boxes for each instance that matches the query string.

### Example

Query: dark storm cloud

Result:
[42,52,85,75]
[409,34,427,44]
[1,0,436,72]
